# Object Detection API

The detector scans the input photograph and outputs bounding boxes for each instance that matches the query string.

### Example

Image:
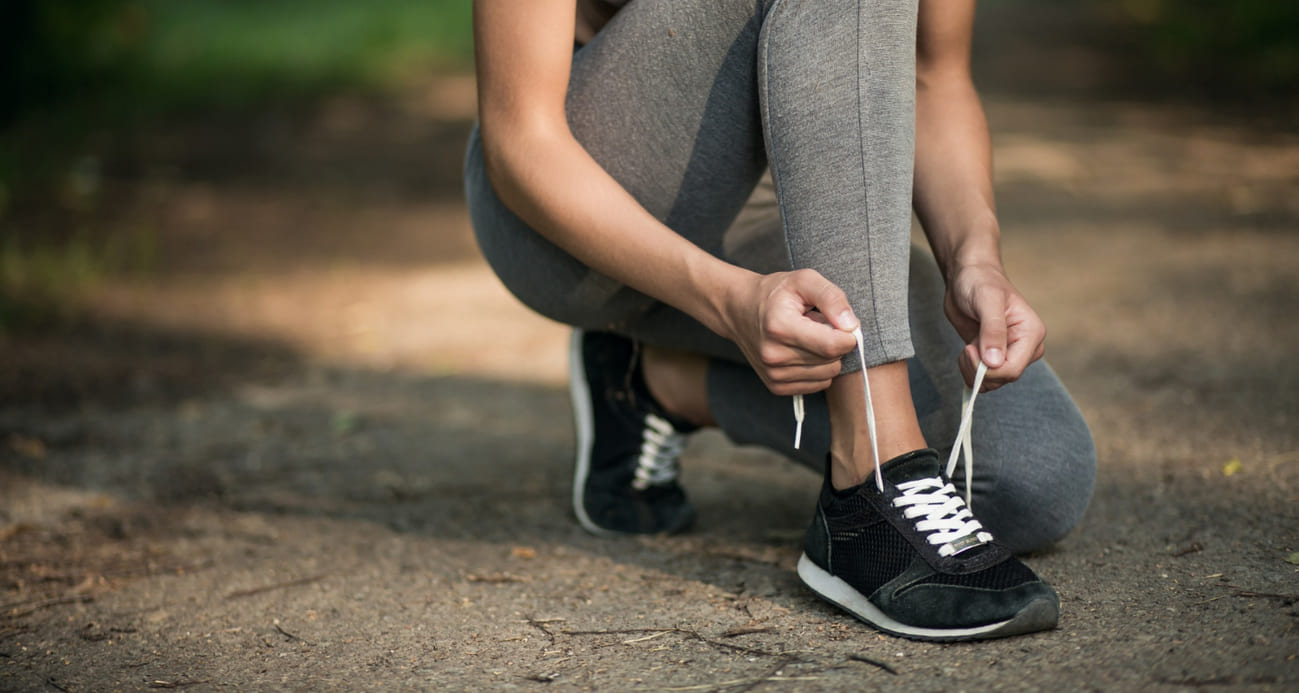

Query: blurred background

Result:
[1,0,1296,405]
[2,0,484,403]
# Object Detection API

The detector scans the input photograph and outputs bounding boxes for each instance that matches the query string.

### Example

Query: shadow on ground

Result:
[3,301,1296,689]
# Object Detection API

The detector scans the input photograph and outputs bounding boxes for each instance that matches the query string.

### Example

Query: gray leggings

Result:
[463,0,1095,552]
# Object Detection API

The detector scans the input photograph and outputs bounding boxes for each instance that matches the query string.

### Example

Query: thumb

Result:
[976,289,1008,368]
[794,270,858,332]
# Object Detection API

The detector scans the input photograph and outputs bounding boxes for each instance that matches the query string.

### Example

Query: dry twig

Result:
[466,573,530,584]
[273,621,312,645]
[2,595,93,619]
[1222,585,1298,604]
[730,656,802,693]
[720,626,775,638]
[525,617,565,646]
[224,574,326,599]
[848,653,899,675]
[560,627,787,658]
[622,630,672,644]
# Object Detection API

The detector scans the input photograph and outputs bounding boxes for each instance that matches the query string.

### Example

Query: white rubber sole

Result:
[796,553,1058,642]
[569,329,620,538]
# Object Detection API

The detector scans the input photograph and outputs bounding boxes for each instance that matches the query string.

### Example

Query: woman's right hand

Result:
[720,269,861,396]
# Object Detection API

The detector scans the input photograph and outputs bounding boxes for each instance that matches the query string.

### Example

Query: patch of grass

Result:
[0,226,158,334]
[131,0,474,112]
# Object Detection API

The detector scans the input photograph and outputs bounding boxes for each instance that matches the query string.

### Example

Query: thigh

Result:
[569,0,770,245]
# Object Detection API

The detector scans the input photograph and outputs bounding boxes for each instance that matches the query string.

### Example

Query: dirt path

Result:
[3,5,1297,691]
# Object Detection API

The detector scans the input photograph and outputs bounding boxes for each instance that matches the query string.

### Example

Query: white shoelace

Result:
[945,356,987,507]
[633,412,687,491]
[893,477,994,557]
[792,327,992,554]
[793,329,882,488]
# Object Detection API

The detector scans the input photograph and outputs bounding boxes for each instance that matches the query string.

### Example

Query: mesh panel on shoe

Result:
[915,557,1038,590]
[823,486,875,526]
[828,522,914,596]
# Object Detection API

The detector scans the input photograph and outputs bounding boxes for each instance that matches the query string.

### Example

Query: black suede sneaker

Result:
[569,329,698,536]
[798,448,1059,641]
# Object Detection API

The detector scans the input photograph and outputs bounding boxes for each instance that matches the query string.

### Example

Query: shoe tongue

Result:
[879,448,942,485]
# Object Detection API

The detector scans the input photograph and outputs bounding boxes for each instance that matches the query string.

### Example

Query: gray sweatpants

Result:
[463,0,1095,552]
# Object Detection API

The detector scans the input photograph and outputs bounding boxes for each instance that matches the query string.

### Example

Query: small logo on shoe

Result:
[947,532,990,556]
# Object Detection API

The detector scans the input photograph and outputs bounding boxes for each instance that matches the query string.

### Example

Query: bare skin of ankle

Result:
[641,346,717,427]
[827,361,927,490]
[641,347,925,486]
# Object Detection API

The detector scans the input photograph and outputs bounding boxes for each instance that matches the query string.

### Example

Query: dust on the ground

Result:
[3,4,1297,692]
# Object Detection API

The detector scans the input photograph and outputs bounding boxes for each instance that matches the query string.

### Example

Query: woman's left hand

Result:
[943,261,1046,391]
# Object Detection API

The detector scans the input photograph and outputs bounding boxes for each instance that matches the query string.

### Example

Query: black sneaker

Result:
[798,448,1059,641]
[569,329,698,536]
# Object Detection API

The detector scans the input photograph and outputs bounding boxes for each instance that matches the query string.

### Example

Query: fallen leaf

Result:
[0,523,35,542]
[8,434,47,459]
[1222,458,1242,477]
[466,573,530,583]
[1285,552,1299,566]
[331,410,360,436]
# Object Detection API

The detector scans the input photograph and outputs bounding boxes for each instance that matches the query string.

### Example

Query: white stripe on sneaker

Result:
[569,330,614,537]
[797,553,1016,640]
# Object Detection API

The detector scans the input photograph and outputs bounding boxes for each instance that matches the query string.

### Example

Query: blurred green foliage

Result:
[0,0,474,207]
[122,0,474,109]
[1,0,474,332]
[1108,0,1299,93]
[3,0,473,116]
[0,225,159,333]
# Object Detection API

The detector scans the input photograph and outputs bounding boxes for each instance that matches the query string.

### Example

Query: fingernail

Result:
[837,311,858,330]
[985,347,1004,366]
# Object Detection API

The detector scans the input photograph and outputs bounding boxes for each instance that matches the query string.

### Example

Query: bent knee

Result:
[984,432,1097,555]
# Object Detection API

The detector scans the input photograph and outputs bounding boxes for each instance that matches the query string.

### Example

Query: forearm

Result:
[480,125,754,339]
[913,74,1002,280]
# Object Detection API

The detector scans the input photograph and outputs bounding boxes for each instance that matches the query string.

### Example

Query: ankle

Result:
[826,361,926,491]
[641,346,716,428]
[829,451,869,490]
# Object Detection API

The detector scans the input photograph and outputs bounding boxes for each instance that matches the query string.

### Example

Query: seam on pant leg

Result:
[759,0,911,371]
[855,2,893,366]
[757,0,796,279]
[760,0,870,375]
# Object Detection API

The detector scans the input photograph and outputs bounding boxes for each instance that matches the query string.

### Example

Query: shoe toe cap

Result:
[876,579,1060,632]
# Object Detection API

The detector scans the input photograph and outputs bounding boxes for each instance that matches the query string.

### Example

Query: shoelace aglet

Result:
[945,360,988,507]
[789,328,879,491]
[792,394,805,450]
